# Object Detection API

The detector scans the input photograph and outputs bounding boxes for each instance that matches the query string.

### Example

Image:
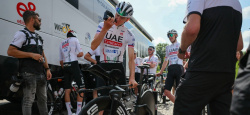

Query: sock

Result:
[76,102,82,115]
[65,102,72,115]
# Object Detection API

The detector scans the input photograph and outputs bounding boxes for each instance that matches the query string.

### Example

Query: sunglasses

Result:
[148,48,153,51]
[168,33,174,38]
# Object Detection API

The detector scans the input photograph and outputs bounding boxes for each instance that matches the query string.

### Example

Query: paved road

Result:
[0,99,174,115]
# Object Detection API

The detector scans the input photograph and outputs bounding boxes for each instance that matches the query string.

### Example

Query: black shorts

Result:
[63,61,84,89]
[96,62,126,96]
[135,73,140,83]
[174,71,234,115]
[165,64,184,91]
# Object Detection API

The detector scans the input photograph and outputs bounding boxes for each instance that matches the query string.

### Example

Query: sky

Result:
[118,0,250,51]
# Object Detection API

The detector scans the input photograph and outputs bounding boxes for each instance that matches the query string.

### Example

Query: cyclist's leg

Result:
[63,65,74,115]
[164,65,175,103]
[174,65,184,95]
[72,61,85,114]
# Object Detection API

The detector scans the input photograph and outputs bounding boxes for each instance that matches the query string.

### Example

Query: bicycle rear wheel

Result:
[140,84,149,96]
[47,90,54,115]
[155,81,163,104]
[79,96,129,115]
[136,90,155,115]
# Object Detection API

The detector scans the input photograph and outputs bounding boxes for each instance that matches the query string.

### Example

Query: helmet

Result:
[148,46,155,50]
[167,29,178,36]
[67,30,77,38]
[116,1,134,18]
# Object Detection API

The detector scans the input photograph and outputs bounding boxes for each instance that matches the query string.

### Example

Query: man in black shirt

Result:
[175,0,243,115]
[7,10,52,115]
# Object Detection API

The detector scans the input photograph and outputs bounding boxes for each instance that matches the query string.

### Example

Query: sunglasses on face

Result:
[148,49,153,51]
[168,33,174,38]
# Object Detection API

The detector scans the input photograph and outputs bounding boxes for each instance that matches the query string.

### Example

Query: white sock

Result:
[76,102,82,115]
[65,102,72,115]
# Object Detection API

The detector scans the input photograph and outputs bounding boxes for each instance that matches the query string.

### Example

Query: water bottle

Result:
[58,88,64,96]
[9,82,21,92]
[54,91,58,98]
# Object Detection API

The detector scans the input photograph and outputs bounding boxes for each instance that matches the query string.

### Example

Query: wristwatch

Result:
[178,47,186,54]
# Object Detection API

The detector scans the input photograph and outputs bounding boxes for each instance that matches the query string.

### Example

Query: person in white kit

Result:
[142,46,159,75]
[156,29,184,103]
[134,50,142,95]
[90,1,138,95]
[59,30,84,115]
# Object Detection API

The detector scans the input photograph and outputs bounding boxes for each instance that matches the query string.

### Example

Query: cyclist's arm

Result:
[180,14,201,51]
[91,18,114,50]
[84,52,97,64]
[237,32,243,51]
[128,47,135,80]
[159,60,168,74]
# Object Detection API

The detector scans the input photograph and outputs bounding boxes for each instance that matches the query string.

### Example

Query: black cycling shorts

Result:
[174,71,234,115]
[96,62,126,96]
[165,64,184,91]
[63,61,84,89]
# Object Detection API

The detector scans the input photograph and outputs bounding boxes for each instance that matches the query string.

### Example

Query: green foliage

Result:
[156,43,169,69]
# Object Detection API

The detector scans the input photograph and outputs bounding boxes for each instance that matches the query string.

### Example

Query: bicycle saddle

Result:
[137,65,150,69]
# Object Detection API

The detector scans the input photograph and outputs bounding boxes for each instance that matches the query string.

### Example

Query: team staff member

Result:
[7,10,52,115]
[59,30,84,115]
[91,1,138,92]
[176,0,243,114]
[142,46,159,75]
[156,29,184,103]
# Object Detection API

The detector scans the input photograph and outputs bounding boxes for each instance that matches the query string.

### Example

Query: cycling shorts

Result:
[96,62,126,96]
[63,61,84,89]
[165,64,184,91]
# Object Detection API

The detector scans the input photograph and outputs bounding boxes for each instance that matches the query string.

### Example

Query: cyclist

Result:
[90,1,138,95]
[142,46,159,88]
[83,46,100,100]
[134,50,142,95]
[59,30,85,115]
[156,29,184,103]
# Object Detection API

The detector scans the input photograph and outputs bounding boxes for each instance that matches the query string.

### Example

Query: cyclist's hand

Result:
[178,52,185,59]
[46,70,52,80]
[156,73,161,77]
[129,79,138,88]
[103,17,114,31]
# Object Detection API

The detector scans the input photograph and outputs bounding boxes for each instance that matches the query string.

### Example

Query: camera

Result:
[103,10,114,20]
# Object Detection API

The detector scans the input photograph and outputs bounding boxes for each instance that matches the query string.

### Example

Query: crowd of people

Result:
[6,0,249,115]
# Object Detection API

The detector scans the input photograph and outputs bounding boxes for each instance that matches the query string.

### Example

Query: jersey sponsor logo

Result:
[169,48,178,53]
[16,2,36,25]
[105,45,119,49]
[105,49,118,54]
[104,39,122,47]
[105,33,123,43]
[169,51,177,55]
[120,33,123,36]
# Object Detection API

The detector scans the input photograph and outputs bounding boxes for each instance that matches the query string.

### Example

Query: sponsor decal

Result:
[169,51,178,55]
[105,49,118,54]
[54,23,71,34]
[85,32,91,44]
[87,104,98,115]
[120,33,123,36]
[169,48,178,52]
[16,2,36,25]
[104,39,122,47]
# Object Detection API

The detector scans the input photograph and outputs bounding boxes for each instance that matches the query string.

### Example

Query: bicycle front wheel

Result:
[79,96,129,115]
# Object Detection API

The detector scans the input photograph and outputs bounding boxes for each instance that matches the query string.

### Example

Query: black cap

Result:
[148,46,155,49]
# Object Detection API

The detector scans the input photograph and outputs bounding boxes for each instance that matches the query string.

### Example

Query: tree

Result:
[156,43,168,70]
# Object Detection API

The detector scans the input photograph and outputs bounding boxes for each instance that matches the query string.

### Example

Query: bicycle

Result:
[79,64,156,115]
[47,76,79,115]
[154,75,169,104]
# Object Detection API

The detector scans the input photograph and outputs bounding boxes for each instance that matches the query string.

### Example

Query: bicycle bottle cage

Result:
[87,65,121,84]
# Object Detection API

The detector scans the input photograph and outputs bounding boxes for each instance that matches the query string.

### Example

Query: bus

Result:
[0,0,154,101]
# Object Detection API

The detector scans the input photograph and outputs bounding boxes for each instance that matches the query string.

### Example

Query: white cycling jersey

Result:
[142,55,159,74]
[59,37,83,63]
[135,57,142,73]
[96,22,135,62]
[165,42,183,66]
